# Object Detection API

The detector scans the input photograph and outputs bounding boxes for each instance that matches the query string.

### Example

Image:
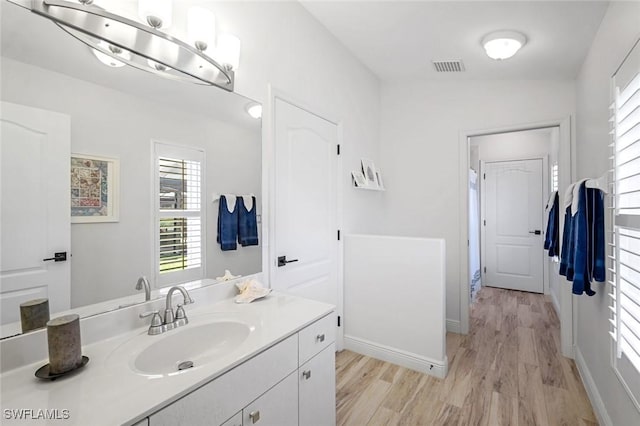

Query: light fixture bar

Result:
[30,0,234,91]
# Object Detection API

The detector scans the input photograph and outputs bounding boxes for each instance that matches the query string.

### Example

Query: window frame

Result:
[609,38,640,411]
[153,141,206,287]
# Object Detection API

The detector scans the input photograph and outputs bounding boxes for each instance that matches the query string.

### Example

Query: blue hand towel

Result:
[217,195,238,251]
[238,196,259,247]
[544,192,559,257]
[559,205,574,278]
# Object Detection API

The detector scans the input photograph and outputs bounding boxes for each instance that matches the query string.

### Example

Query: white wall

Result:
[1,58,262,307]
[378,79,575,326]
[344,234,447,378]
[574,2,640,424]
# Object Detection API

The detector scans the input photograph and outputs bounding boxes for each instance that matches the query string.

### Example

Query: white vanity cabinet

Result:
[147,313,335,426]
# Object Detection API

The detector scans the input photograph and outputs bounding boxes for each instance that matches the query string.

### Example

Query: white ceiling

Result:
[300,0,610,81]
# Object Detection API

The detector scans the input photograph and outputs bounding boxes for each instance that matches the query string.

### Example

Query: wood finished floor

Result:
[335,286,597,425]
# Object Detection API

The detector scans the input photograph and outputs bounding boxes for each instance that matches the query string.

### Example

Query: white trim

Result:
[575,346,614,426]
[267,86,344,351]
[344,335,448,379]
[446,319,461,333]
[459,117,574,359]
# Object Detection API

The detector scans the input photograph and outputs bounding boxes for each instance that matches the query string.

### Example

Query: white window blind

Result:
[609,38,640,409]
[155,143,205,286]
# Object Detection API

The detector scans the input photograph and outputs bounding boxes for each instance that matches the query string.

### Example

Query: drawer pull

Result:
[316,334,325,343]
[249,410,261,424]
[303,370,312,380]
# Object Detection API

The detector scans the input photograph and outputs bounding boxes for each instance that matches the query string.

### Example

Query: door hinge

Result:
[483,173,486,180]
[483,219,486,226]
[337,144,341,155]
[337,316,341,327]
[337,230,341,241]
[484,267,487,273]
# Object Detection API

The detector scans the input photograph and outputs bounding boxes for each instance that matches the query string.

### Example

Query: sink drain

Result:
[178,360,194,371]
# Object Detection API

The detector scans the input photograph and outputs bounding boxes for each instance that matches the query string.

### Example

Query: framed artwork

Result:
[70,154,119,223]
[352,170,367,187]
[361,158,379,189]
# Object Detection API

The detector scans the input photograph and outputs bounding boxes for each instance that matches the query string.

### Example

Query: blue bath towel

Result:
[571,183,605,296]
[217,195,238,251]
[238,196,259,247]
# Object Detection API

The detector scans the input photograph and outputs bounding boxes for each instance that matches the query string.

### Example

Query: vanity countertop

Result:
[0,292,334,425]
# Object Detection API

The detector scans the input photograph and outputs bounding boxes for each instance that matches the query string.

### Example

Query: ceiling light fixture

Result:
[30,0,237,91]
[482,30,527,60]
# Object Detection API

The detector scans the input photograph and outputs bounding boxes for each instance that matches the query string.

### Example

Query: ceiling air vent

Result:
[433,60,465,72]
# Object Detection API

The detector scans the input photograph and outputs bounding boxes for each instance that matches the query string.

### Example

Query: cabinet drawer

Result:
[243,371,298,426]
[149,334,298,426]
[298,313,335,365]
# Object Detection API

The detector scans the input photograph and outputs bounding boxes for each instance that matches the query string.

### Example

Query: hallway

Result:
[335,286,597,425]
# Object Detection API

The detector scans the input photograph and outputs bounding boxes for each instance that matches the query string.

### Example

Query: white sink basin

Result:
[107,315,255,377]
[133,321,251,376]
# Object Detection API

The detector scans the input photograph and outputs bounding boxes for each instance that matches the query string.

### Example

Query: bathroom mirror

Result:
[0,2,262,338]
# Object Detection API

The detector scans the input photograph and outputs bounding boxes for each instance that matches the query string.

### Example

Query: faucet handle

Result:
[174,304,189,327]
[139,310,162,327]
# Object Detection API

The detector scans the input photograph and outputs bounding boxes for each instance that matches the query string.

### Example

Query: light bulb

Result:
[138,0,172,29]
[92,41,131,67]
[216,33,241,71]
[188,7,215,52]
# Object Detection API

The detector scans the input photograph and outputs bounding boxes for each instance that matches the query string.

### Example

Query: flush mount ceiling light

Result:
[482,30,527,60]
[30,0,239,91]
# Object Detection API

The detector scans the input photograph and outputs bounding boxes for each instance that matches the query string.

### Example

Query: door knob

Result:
[277,255,299,267]
[528,230,542,235]
[43,252,67,262]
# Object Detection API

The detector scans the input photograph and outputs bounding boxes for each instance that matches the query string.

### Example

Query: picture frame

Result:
[351,170,367,187]
[375,170,385,190]
[361,158,379,189]
[70,154,119,223]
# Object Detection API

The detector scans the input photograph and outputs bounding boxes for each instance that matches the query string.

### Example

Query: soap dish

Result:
[35,356,89,380]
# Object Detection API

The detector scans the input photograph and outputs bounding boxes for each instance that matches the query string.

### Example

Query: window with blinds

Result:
[551,162,559,192]
[155,143,205,286]
[609,39,640,408]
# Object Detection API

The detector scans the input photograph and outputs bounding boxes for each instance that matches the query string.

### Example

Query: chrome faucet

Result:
[139,285,194,335]
[135,276,151,301]
[163,286,195,331]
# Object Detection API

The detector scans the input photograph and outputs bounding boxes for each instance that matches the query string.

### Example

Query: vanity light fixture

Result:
[482,30,527,60]
[30,0,236,91]
[246,103,262,119]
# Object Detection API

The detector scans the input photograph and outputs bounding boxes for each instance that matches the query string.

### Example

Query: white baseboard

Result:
[550,290,561,318]
[446,319,461,334]
[575,346,613,426]
[344,335,448,379]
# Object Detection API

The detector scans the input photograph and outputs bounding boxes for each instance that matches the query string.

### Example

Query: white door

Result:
[1,102,71,326]
[272,98,339,335]
[482,159,544,293]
